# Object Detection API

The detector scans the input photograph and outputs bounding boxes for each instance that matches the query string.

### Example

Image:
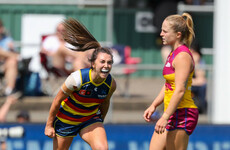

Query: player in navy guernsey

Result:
[45,18,116,150]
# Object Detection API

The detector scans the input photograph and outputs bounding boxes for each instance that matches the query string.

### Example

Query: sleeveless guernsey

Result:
[163,45,197,111]
[56,68,112,125]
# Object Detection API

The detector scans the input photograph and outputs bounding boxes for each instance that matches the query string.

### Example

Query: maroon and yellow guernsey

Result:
[162,45,197,111]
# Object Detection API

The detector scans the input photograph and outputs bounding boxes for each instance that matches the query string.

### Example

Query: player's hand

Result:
[44,126,56,138]
[154,117,168,134]
[143,105,156,122]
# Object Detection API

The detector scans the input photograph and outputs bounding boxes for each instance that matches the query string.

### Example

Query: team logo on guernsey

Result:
[165,62,171,67]
[79,90,92,95]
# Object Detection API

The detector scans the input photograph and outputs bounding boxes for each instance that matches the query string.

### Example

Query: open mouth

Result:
[101,69,109,73]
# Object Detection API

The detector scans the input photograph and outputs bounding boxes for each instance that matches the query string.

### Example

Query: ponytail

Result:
[165,13,195,47]
[182,13,195,47]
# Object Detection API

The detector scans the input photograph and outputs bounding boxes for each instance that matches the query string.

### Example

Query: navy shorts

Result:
[53,114,103,137]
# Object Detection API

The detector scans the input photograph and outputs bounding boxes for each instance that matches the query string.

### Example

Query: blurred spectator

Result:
[0,96,18,123]
[72,49,94,71]
[40,22,78,75]
[110,48,122,65]
[191,39,207,113]
[0,96,30,150]
[41,22,96,74]
[0,19,20,97]
[16,110,30,123]
[0,96,30,123]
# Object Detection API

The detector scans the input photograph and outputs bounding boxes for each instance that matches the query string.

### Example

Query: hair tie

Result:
[182,15,187,21]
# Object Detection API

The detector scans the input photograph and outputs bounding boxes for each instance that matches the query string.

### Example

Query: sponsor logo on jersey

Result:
[98,94,107,98]
[165,62,171,67]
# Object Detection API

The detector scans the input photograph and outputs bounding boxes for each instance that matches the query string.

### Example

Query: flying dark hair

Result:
[62,18,113,69]
[62,18,101,51]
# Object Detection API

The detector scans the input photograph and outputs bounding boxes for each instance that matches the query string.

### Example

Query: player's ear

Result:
[176,32,182,39]
[91,61,95,70]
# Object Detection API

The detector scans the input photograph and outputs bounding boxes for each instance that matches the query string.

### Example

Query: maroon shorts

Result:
[166,108,199,135]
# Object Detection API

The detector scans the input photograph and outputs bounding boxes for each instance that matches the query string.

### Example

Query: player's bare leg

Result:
[53,136,73,150]
[80,122,108,150]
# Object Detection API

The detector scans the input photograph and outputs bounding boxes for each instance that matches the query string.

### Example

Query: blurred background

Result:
[1,0,230,150]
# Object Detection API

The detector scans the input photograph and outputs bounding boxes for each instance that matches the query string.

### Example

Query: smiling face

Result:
[91,52,113,82]
[160,20,178,46]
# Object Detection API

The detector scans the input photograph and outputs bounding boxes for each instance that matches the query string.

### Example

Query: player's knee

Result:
[92,142,108,150]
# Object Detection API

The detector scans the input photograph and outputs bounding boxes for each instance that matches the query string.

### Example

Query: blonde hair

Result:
[165,13,195,47]
[62,18,101,51]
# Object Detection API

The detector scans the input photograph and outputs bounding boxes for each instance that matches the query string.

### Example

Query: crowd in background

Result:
[0,0,209,125]
[0,1,212,149]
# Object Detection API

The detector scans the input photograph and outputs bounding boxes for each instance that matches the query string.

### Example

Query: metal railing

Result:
[112,63,213,72]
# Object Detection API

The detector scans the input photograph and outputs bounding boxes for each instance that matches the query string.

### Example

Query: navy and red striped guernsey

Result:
[56,68,113,125]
